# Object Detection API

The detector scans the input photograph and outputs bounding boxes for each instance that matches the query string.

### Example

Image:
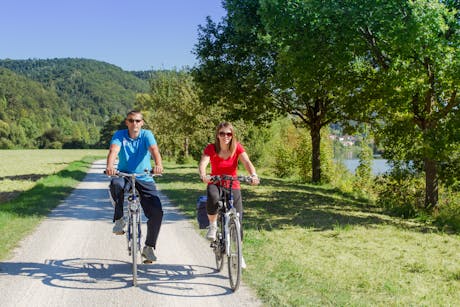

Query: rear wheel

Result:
[227,217,242,291]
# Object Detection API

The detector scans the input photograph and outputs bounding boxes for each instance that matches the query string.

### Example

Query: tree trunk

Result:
[184,137,189,157]
[424,157,438,210]
[310,126,321,183]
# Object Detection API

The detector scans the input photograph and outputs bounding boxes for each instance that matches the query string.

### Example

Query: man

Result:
[105,110,163,263]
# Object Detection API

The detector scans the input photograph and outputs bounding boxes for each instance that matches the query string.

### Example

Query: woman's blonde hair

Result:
[214,122,238,156]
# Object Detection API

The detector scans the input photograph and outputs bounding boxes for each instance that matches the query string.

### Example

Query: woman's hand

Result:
[200,174,211,183]
[250,174,260,186]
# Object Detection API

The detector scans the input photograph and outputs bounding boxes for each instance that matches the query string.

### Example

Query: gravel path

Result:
[0,160,262,307]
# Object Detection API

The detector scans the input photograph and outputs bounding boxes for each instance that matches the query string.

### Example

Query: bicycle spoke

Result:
[227,218,242,291]
[131,212,138,286]
[214,217,225,271]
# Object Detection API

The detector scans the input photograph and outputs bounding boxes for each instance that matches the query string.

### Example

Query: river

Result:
[341,159,390,175]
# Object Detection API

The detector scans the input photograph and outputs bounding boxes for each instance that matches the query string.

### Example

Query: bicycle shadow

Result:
[0,258,232,295]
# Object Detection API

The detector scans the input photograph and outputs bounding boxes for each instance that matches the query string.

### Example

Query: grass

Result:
[157,162,460,306]
[0,149,105,260]
[0,149,106,203]
[1,152,459,305]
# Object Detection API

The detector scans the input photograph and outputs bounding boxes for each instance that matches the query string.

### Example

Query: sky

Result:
[0,0,226,71]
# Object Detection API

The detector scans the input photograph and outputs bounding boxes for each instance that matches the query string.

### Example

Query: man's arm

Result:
[106,144,120,176]
[149,144,163,174]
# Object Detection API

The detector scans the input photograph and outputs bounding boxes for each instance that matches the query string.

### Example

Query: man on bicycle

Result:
[105,110,163,263]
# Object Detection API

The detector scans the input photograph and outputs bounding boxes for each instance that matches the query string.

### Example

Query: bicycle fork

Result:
[127,197,141,255]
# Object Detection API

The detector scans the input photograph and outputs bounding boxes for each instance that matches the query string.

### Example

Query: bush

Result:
[273,142,296,178]
[435,189,460,232]
[375,168,425,218]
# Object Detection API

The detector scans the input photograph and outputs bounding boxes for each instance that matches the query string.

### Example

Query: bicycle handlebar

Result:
[209,175,255,184]
[104,169,162,177]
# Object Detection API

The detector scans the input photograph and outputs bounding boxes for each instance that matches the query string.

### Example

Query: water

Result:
[341,159,390,175]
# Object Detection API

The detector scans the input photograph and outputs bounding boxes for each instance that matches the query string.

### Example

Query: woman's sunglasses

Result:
[218,132,233,137]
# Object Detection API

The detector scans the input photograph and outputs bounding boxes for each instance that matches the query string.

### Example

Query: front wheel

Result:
[131,211,138,286]
[214,217,224,271]
[227,217,242,291]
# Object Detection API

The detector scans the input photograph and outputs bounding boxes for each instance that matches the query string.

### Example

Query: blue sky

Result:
[0,0,226,71]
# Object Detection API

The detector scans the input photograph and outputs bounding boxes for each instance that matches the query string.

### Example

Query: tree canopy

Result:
[193,0,460,208]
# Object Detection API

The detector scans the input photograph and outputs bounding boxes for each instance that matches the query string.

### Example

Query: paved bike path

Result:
[0,160,262,307]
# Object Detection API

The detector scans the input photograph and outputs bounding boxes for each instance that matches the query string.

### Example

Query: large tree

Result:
[193,0,360,183]
[347,0,460,209]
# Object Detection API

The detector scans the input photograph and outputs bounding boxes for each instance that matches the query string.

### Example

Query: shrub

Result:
[435,189,460,232]
[374,168,425,218]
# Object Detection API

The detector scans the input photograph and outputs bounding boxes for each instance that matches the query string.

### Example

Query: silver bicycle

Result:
[106,169,157,287]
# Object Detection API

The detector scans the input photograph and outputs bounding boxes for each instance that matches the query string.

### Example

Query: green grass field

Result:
[157,163,460,306]
[0,149,105,259]
[1,150,459,306]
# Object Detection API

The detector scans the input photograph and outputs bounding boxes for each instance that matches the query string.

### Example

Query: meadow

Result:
[1,150,459,306]
[0,149,105,259]
[158,164,460,306]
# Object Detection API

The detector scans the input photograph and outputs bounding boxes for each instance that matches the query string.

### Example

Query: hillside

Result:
[0,58,150,148]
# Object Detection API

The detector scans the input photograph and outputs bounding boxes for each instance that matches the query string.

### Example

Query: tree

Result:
[193,0,362,183]
[347,0,460,209]
[98,114,125,148]
[136,70,224,161]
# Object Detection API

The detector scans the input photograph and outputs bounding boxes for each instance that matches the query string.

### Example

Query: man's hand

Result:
[105,166,117,176]
[152,165,163,175]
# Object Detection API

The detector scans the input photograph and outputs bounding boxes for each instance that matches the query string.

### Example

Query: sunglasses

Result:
[218,132,233,137]
[127,119,143,123]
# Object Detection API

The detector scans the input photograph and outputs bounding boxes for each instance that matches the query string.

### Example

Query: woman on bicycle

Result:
[198,122,260,267]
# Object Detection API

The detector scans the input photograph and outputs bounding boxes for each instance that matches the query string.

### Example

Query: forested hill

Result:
[0,58,150,149]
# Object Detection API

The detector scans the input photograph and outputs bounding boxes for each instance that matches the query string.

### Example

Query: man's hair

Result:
[126,110,143,119]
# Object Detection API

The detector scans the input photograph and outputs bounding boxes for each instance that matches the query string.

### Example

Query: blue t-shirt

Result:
[110,129,157,182]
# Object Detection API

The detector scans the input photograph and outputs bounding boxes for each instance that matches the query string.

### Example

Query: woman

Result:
[198,122,259,268]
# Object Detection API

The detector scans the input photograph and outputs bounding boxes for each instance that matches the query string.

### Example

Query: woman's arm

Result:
[198,154,211,183]
[239,152,260,185]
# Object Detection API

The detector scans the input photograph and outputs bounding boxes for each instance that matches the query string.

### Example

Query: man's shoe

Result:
[206,224,217,241]
[142,245,157,263]
[241,257,247,269]
[112,218,125,235]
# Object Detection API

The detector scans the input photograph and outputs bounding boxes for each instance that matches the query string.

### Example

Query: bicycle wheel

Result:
[227,216,242,291]
[214,217,224,271]
[131,211,138,286]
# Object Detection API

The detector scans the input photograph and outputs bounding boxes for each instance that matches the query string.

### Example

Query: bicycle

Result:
[207,174,254,292]
[105,169,158,287]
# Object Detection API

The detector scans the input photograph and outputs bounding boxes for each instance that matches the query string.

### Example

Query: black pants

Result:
[206,184,244,240]
[110,177,163,249]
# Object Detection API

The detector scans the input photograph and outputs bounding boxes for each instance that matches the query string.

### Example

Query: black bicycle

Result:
[208,175,253,292]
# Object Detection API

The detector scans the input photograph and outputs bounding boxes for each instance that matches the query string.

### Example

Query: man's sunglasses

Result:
[127,119,142,123]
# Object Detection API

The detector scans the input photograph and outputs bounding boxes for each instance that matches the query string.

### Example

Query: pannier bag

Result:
[197,195,209,229]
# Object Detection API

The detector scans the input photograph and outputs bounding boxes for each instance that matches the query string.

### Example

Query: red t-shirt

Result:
[203,142,245,189]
